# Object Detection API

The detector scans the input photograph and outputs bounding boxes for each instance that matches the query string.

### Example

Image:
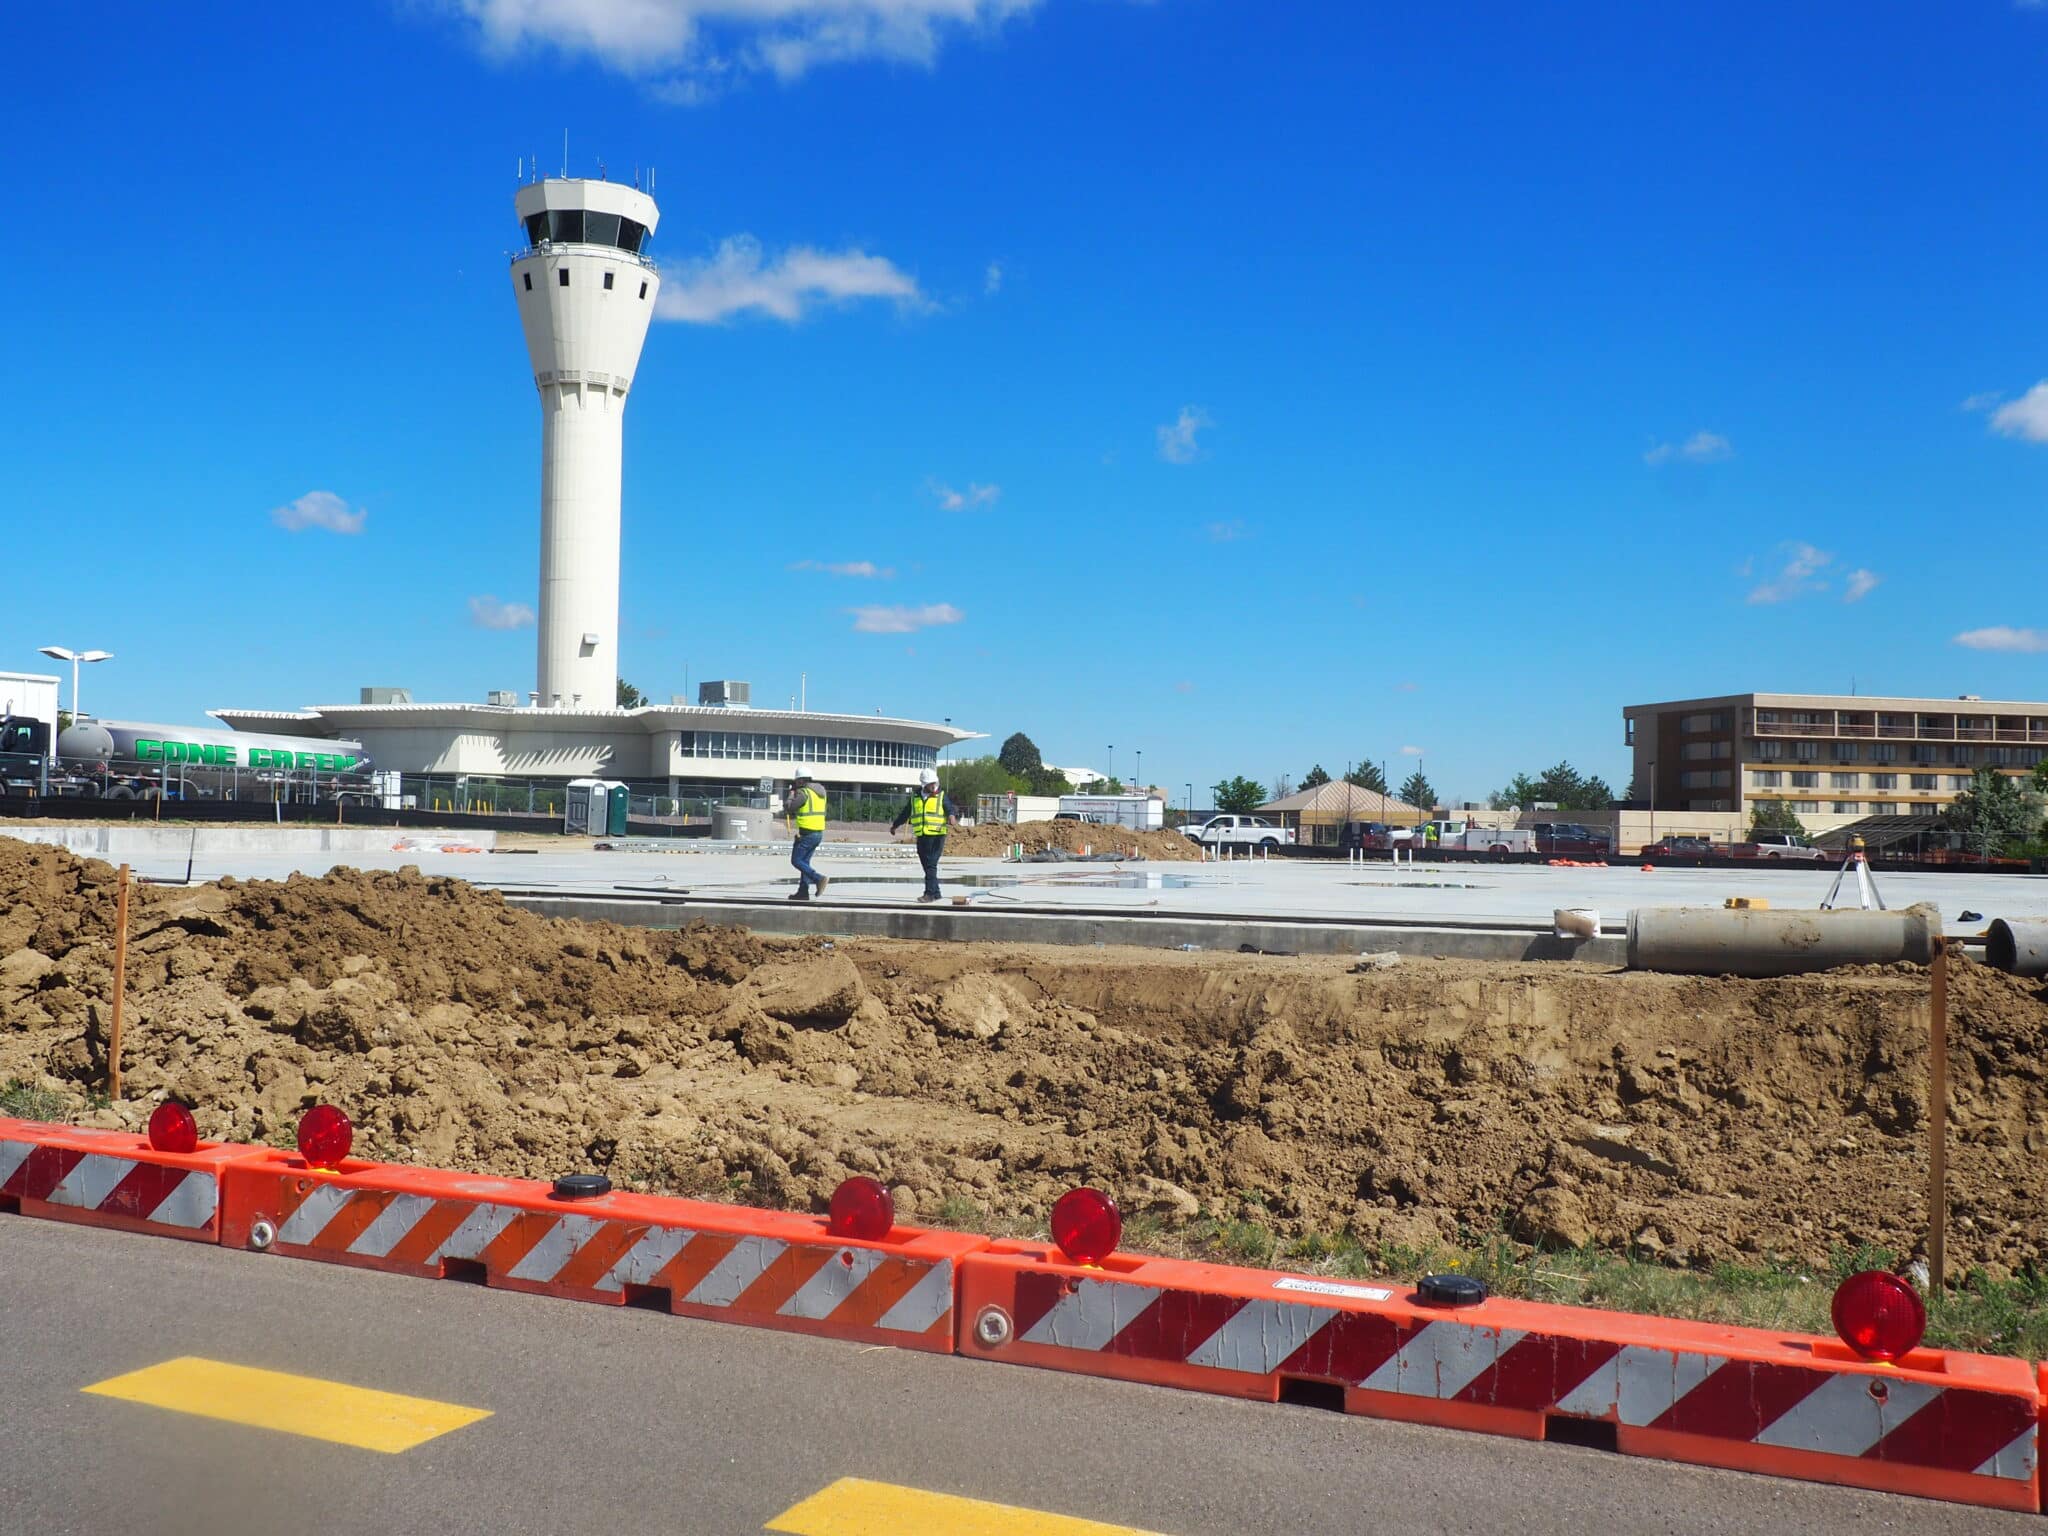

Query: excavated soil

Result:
[944,820,1202,860]
[2,836,2043,1276]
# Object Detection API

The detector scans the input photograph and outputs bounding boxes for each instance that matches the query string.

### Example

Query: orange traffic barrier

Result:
[957,1242,2041,1514]
[0,1115,268,1244]
[218,1151,985,1354]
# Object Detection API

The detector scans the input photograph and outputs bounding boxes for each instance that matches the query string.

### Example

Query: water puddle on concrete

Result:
[1342,880,1492,890]
[806,873,1225,891]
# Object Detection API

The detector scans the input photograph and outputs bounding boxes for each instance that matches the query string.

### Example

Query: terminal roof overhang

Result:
[210,702,982,748]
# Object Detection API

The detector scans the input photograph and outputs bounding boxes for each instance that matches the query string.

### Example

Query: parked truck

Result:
[1186,814,1295,852]
[0,715,372,800]
[1728,830,1829,862]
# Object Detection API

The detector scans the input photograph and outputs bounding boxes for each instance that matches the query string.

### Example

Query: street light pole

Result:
[1107,745,1114,787]
[1135,750,1142,793]
[37,646,114,722]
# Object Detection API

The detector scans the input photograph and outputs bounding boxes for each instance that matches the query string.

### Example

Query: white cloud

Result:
[468,595,536,629]
[1989,381,2048,443]
[1400,745,1424,757]
[443,0,1038,88]
[849,601,963,634]
[983,261,1003,295]
[1157,406,1212,464]
[928,479,999,511]
[1843,568,1881,603]
[790,559,894,578]
[1954,625,2048,653]
[1204,519,1245,542]
[271,490,366,535]
[1644,430,1733,466]
[1960,390,2003,412]
[656,236,924,324]
[1746,542,1832,604]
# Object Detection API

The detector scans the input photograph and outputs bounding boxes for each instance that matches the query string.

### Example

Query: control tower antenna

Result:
[509,176,662,708]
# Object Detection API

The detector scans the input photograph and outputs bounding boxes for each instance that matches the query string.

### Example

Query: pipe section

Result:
[1627,903,1942,977]
[1985,917,2048,978]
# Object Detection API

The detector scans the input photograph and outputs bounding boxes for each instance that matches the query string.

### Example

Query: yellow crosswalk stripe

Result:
[767,1477,1173,1535]
[82,1357,491,1453]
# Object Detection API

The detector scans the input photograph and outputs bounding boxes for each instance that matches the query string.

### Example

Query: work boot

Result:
[814,875,829,896]
[787,888,810,902]
[919,892,941,903]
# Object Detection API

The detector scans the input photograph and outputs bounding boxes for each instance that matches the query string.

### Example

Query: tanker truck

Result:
[0,715,372,801]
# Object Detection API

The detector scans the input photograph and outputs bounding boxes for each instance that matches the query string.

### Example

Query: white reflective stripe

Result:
[278,1184,355,1245]
[1556,1345,1726,1425]
[878,1261,954,1336]
[1358,1322,1526,1400]
[0,1140,32,1189]
[507,1213,612,1282]
[1975,1424,2038,1482]
[1186,1298,1338,1375]
[685,1235,787,1308]
[150,1171,218,1229]
[346,1194,438,1258]
[1753,1373,1943,1458]
[427,1203,519,1263]
[47,1154,132,1212]
[779,1247,886,1321]
[1020,1280,1164,1352]
[598,1227,697,1292]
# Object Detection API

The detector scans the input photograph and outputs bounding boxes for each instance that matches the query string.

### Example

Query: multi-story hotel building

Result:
[1624,693,2048,819]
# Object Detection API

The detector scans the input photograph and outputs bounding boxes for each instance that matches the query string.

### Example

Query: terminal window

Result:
[603,271,614,290]
[559,268,570,286]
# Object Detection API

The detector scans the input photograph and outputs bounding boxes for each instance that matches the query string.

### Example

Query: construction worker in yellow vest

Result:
[784,768,828,901]
[891,767,959,902]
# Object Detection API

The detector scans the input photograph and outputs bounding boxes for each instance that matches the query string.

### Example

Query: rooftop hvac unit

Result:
[698,680,751,707]
[360,687,412,705]
[486,690,520,707]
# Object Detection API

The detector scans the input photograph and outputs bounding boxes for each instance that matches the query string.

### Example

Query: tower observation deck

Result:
[510,178,661,708]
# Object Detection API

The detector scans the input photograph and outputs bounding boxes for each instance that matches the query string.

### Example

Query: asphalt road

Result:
[0,1217,2031,1536]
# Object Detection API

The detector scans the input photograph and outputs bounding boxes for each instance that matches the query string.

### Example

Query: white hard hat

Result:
[919,768,939,787]
[792,766,811,779]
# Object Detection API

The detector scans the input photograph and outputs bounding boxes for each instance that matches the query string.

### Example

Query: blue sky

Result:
[7,0,2048,805]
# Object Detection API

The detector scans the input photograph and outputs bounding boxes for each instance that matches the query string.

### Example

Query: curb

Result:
[2,1115,2038,1514]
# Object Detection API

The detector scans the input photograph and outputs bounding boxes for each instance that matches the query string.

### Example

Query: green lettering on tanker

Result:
[132,739,358,773]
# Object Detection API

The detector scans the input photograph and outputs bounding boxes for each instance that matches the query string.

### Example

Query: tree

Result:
[1270,774,1294,801]
[1300,764,1332,789]
[1748,800,1807,837]
[1398,770,1436,812]
[998,732,1044,780]
[1213,775,1267,814]
[1344,762,1389,792]
[616,677,647,709]
[938,755,1027,810]
[1490,762,1614,812]
[1943,767,2043,858]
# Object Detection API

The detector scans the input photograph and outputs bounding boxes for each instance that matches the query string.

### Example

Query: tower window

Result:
[522,272,532,291]
[603,271,614,291]
[639,281,648,299]
[558,268,569,287]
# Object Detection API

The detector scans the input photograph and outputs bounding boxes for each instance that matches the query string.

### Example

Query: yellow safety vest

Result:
[793,786,826,832]
[909,791,948,836]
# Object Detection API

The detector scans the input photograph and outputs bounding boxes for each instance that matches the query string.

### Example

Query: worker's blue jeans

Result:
[791,830,824,892]
[916,834,945,898]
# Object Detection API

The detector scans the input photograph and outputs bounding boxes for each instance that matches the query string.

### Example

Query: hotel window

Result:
[1911,774,1937,791]
[1757,741,1784,761]
[1795,741,1819,760]
[1949,775,1972,791]
[1870,743,1897,763]
[1791,771,1818,789]
[1830,773,1860,790]
[1953,745,1974,765]
[1832,802,1861,815]
[1751,770,1782,788]
[1790,801,1820,814]
[1869,802,1898,815]
[1871,773,1897,790]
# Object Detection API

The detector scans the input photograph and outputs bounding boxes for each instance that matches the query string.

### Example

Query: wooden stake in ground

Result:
[1928,937,1950,1294]
[108,862,131,1101]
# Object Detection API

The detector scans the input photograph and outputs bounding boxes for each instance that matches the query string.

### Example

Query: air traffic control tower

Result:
[510,178,661,708]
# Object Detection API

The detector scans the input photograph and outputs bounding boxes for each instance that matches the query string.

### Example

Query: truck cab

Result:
[0,716,50,793]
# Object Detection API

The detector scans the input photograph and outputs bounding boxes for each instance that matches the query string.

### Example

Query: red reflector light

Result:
[146,1102,198,1155]
[1050,1186,1122,1266]
[1831,1270,1926,1362]
[295,1104,353,1170]
[827,1176,895,1242]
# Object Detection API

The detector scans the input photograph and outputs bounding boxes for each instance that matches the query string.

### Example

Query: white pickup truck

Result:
[1187,814,1295,852]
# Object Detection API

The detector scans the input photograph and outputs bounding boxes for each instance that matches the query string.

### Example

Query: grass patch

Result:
[0,1079,72,1122]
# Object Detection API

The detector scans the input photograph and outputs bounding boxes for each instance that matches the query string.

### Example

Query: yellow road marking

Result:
[82,1357,490,1453]
[767,1477,1172,1535]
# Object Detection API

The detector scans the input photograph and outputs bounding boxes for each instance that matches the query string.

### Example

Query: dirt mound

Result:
[945,820,1202,861]
[2,835,2043,1279]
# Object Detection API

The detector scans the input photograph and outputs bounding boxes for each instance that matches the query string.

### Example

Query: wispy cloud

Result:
[1747,542,1833,604]
[928,479,999,511]
[442,0,1039,92]
[1960,390,2004,413]
[271,490,366,535]
[1843,568,1882,603]
[1400,745,1424,757]
[1157,406,1212,465]
[849,601,963,634]
[1204,519,1246,542]
[1954,625,2048,653]
[790,559,894,578]
[656,236,924,324]
[1644,430,1733,466]
[983,261,1003,295]
[468,595,536,629]
[1989,381,2048,443]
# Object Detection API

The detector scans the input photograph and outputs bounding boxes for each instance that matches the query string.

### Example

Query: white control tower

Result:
[511,178,661,708]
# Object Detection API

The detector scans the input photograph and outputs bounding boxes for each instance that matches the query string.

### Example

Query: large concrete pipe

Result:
[1627,903,1943,977]
[1985,917,2048,978]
